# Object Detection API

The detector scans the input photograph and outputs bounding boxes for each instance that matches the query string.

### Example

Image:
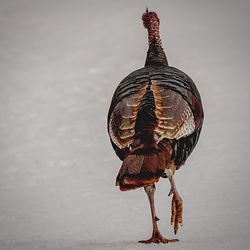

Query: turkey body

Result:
[108,65,203,189]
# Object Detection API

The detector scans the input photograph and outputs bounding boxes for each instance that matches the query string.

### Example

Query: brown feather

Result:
[116,149,167,191]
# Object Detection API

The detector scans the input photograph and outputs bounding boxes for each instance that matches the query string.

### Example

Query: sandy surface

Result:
[0,0,250,249]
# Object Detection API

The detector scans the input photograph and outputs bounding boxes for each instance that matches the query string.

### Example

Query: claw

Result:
[168,188,174,197]
[155,216,160,221]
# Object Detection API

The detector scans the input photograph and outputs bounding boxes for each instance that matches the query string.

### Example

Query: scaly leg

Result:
[168,176,183,234]
[139,184,179,244]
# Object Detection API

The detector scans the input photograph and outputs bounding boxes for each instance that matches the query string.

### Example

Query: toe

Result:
[177,198,183,225]
[171,195,183,234]
[139,235,179,244]
[171,197,177,225]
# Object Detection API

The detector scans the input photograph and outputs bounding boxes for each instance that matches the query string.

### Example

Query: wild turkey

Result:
[107,9,204,243]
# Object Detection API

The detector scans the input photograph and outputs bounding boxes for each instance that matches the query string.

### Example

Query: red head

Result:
[142,8,160,30]
[142,8,162,47]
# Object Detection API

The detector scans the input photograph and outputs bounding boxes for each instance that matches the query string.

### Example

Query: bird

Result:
[107,9,204,244]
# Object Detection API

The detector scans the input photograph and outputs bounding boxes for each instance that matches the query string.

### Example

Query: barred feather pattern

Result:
[151,81,195,141]
[109,82,148,148]
[108,66,203,166]
[109,81,196,151]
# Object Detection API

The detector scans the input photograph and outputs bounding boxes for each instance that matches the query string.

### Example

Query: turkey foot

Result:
[141,184,179,244]
[139,230,179,244]
[170,188,183,234]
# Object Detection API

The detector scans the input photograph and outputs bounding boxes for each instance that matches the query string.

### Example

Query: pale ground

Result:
[0,0,250,249]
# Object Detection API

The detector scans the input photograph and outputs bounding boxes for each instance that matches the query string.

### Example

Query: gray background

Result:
[0,0,249,249]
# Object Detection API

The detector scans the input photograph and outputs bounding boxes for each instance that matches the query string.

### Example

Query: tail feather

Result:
[116,150,166,191]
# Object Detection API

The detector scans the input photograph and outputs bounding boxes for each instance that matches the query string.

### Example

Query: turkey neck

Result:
[145,17,168,67]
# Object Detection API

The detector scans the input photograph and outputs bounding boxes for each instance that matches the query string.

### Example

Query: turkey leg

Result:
[168,176,183,234]
[139,184,179,244]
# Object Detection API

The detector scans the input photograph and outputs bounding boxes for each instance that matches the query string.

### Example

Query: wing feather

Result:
[151,81,195,141]
[109,83,148,149]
